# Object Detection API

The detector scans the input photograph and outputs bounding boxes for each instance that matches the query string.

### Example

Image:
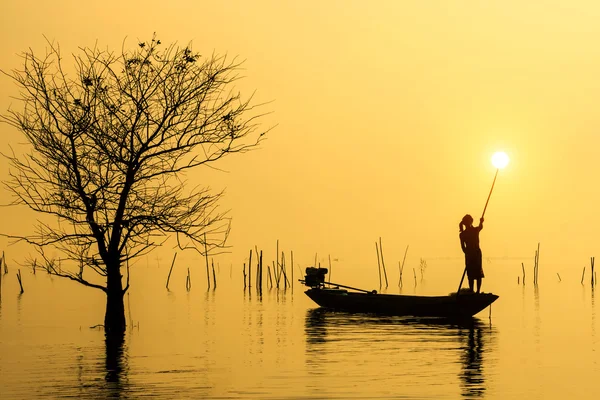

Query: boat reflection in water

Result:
[305,308,496,399]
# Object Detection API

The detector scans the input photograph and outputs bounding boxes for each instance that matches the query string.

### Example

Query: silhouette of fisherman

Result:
[459,214,484,293]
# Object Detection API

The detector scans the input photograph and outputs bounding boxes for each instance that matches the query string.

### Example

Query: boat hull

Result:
[305,288,498,318]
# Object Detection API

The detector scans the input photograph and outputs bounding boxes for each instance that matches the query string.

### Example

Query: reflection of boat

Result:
[302,268,498,318]
[305,308,493,398]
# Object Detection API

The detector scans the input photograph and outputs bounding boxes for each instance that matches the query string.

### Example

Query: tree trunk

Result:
[104,263,126,335]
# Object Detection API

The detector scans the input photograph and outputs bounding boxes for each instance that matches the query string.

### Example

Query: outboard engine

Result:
[304,267,328,288]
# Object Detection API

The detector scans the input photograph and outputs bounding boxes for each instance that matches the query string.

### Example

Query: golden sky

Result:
[2,1,600,278]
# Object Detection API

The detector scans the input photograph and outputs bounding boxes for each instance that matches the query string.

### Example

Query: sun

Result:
[491,151,509,169]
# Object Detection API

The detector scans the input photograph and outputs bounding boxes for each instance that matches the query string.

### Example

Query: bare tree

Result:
[0,35,268,334]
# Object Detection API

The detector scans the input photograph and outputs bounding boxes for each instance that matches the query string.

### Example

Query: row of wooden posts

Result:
[376,238,414,288]
[243,241,293,292]
[516,243,597,286]
[165,240,296,292]
[580,256,597,286]
[4,240,599,297]
[519,243,541,285]
[0,251,24,297]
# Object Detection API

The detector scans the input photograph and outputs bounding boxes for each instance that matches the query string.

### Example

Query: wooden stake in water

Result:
[212,259,217,289]
[591,257,595,286]
[267,265,273,289]
[398,261,403,288]
[255,252,260,290]
[166,252,177,290]
[259,250,263,293]
[243,263,247,289]
[16,269,24,294]
[274,259,281,289]
[535,243,540,284]
[557,273,561,282]
[186,268,191,291]
[375,242,382,288]
[204,234,210,289]
[328,254,332,282]
[254,245,260,285]
[248,249,253,289]
[581,266,586,284]
[281,251,290,289]
[399,245,408,287]
[521,262,525,285]
[291,251,294,293]
[379,237,389,288]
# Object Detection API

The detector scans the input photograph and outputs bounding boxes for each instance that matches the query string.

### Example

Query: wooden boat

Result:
[301,267,498,318]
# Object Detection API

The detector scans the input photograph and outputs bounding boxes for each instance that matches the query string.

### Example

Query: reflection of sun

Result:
[491,152,509,169]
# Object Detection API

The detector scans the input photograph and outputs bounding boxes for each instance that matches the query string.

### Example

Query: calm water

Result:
[0,260,598,399]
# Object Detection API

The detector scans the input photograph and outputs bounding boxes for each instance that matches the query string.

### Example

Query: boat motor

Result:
[303,267,328,288]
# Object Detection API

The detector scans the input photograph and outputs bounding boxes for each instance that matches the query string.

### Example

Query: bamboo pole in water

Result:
[535,243,540,284]
[259,250,263,293]
[591,257,595,286]
[16,269,24,294]
[280,251,290,289]
[375,242,382,288]
[275,240,280,287]
[267,265,273,288]
[0,254,3,299]
[328,254,332,282]
[166,252,177,290]
[399,245,408,287]
[379,237,389,288]
[398,261,403,287]
[186,268,191,291]
[291,251,294,293]
[204,234,210,289]
[413,268,417,287]
[212,259,217,289]
[248,249,252,289]
[557,273,561,282]
[243,263,247,289]
[581,267,586,284]
[533,250,537,285]
[281,252,287,289]
[255,246,261,292]
[521,262,525,285]
[255,254,260,290]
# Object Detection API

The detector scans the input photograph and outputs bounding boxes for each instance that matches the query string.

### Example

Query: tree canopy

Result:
[1,36,268,294]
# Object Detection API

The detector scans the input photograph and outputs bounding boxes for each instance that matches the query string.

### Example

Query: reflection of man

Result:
[460,326,485,398]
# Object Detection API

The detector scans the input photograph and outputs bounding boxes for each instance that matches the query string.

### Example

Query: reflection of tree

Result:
[105,332,128,392]
[459,324,486,398]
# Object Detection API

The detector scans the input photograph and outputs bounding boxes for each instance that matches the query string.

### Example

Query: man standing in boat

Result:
[459,214,484,294]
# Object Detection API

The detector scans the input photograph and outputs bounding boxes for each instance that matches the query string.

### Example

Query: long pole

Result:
[457,168,499,294]
[481,169,499,221]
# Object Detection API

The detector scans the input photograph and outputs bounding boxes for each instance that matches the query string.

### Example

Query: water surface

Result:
[0,261,597,399]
